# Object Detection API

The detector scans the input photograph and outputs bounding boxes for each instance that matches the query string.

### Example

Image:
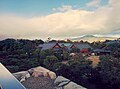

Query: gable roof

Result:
[41,42,56,50]
[59,43,71,47]
[41,42,61,50]
[40,42,92,51]
[75,43,92,50]
[59,43,76,50]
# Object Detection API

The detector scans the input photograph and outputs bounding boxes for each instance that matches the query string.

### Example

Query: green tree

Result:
[63,50,69,60]
[6,66,19,73]
[27,58,39,68]
[104,43,120,58]
[53,62,71,77]
[97,55,120,89]
[40,50,47,59]
[68,59,92,84]
[43,55,59,69]
[44,49,54,56]
[70,48,79,53]
[33,49,40,56]
[70,53,85,60]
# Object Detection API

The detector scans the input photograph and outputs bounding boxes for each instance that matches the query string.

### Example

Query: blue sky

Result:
[0,0,108,16]
[0,0,120,40]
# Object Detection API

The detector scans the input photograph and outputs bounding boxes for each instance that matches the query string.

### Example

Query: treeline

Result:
[0,38,44,72]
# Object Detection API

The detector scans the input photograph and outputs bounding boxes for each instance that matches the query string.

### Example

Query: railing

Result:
[0,63,26,89]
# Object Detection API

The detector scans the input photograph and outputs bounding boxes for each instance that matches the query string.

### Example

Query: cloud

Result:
[0,0,120,40]
[52,5,73,12]
[86,0,101,7]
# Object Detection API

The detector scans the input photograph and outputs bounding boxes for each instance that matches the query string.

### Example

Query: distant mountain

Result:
[71,35,117,42]
[80,35,96,39]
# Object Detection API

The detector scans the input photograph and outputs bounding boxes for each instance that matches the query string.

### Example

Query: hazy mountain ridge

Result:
[71,35,117,42]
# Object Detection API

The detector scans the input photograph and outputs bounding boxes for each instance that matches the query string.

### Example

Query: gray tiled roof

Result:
[93,49,111,52]
[59,43,72,47]
[59,43,74,50]
[41,42,57,50]
[75,43,92,50]
[39,42,92,51]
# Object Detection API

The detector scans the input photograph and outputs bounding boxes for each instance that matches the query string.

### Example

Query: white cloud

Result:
[0,0,120,40]
[86,0,101,7]
[53,5,73,12]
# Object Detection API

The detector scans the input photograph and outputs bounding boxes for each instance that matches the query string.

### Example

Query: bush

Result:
[70,48,79,53]
[40,50,47,59]
[97,56,120,89]
[43,55,59,69]
[53,62,70,76]
[63,50,69,60]
[27,58,40,68]
[6,66,19,73]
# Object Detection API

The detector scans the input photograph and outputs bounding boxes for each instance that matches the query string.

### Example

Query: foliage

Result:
[27,58,40,68]
[104,43,120,58]
[70,48,79,53]
[44,49,54,56]
[68,59,92,79]
[97,55,120,89]
[43,55,59,69]
[63,50,69,60]
[53,62,71,77]
[91,41,106,49]
[70,53,85,60]
[40,50,47,59]
[6,66,19,73]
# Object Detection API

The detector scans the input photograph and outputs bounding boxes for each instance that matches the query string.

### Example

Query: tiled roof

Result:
[93,49,111,52]
[75,43,92,50]
[59,43,72,47]
[41,42,57,50]
[39,42,92,51]
[59,43,74,50]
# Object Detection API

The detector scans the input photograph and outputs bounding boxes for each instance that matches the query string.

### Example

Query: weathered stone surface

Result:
[49,71,56,79]
[64,82,87,89]
[55,76,87,89]
[28,66,56,79]
[54,76,70,87]
[13,71,30,82]
[22,77,58,89]
[13,67,86,89]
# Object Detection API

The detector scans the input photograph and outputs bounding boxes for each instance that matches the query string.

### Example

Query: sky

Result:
[0,0,120,40]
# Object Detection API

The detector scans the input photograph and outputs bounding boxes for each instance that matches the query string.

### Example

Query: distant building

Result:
[59,43,76,52]
[39,42,92,53]
[75,43,92,53]
[93,49,111,55]
[40,42,62,51]
[105,39,120,44]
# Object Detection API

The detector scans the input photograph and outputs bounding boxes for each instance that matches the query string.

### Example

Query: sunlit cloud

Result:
[0,0,120,40]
